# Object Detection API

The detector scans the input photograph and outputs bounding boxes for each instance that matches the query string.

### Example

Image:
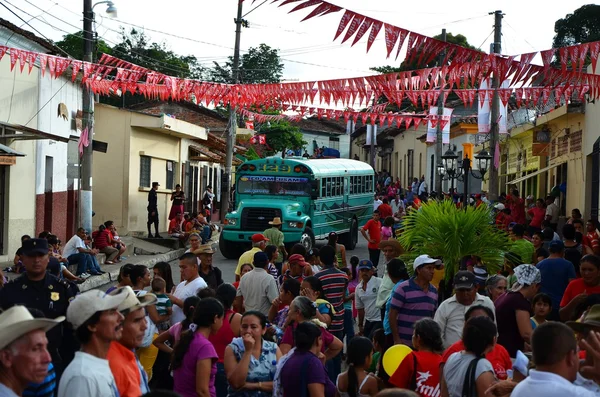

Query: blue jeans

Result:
[200,225,212,244]
[326,330,343,382]
[215,362,227,397]
[343,307,355,345]
[68,253,100,275]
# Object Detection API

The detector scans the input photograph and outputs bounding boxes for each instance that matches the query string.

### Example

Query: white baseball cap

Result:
[494,203,505,210]
[412,254,441,270]
[67,289,129,329]
[0,306,64,350]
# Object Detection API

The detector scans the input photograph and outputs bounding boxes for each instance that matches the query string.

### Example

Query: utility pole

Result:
[434,28,447,194]
[368,124,377,169]
[221,0,243,222]
[488,10,503,200]
[80,0,94,233]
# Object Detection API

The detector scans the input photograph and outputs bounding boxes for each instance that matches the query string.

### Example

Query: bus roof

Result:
[241,156,374,178]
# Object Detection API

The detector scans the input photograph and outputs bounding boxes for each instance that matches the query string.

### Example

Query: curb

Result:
[79,248,186,292]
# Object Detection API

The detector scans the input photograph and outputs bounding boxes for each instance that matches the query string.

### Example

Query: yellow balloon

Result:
[382,344,413,376]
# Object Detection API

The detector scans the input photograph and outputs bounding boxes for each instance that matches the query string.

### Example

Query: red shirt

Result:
[560,278,600,308]
[441,340,512,380]
[389,351,441,396]
[94,229,111,249]
[495,213,512,231]
[378,203,393,219]
[209,309,235,362]
[587,232,600,251]
[362,219,382,250]
[169,218,182,233]
[527,207,546,229]
[508,196,526,225]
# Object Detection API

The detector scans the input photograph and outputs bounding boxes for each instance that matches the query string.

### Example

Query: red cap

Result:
[288,254,309,267]
[251,234,269,243]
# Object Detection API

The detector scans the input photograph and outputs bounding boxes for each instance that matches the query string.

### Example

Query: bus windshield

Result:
[237,175,311,196]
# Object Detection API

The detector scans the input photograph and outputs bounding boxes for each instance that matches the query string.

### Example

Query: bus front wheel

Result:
[299,227,315,251]
[219,234,242,260]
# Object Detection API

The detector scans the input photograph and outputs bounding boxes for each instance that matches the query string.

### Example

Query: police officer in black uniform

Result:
[147,181,161,238]
[0,238,79,376]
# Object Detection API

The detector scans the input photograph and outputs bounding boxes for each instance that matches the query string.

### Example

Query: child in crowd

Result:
[381,217,395,241]
[530,293,552,329]
[336,337,379,397]
[370,328,385,374]
[152,277,173,332]
[307,248,321,275]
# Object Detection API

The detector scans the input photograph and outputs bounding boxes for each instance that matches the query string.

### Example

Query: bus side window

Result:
[321,178,326,197]
[335,177,341,196]
[326,178,332,197]
[359,176,365,194]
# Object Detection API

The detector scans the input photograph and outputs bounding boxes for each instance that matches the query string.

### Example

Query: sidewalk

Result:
[3,237,186,293]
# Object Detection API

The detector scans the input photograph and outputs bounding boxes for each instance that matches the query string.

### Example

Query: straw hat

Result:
[193,244,215,255]
[0,306,64,350]
[269,217,283,226]
[378,239,403,256]
[567,304,600,333]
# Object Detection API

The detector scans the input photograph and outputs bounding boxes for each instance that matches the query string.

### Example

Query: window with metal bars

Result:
[140,156,151,187]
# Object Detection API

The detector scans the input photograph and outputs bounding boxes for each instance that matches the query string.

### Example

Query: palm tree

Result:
[398,199,510,281]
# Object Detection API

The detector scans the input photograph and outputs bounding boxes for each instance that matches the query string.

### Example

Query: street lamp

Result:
[437,146,492,206]
[92,1,118,17]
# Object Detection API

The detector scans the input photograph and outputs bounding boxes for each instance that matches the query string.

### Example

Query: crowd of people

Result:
[5,184,600,397]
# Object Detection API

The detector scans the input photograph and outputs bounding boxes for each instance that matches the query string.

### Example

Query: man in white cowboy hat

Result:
[57,288,128,397]
[106,286,156,397]
[0,306,64,397]
[263,216,287,274]
[193,244,223,289]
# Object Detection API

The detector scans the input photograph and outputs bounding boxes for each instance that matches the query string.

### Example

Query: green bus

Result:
[219,155,375,259]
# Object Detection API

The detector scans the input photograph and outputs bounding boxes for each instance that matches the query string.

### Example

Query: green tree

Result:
[260,120,307,157]
[370,32,479,74]
[209,43,284,84]
[111,28,204,79]
[553,5,600,49]
[55,31,112,61]
[398,200,511,281]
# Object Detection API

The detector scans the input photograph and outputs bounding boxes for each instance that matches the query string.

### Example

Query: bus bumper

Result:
[221,229,304,243]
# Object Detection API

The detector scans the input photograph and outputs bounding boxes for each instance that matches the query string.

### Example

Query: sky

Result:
[0,0,593,83]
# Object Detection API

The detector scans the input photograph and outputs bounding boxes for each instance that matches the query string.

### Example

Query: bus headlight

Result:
[288,221,304,228]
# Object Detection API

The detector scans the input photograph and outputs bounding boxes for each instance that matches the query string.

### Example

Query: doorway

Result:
[44,156,54,232]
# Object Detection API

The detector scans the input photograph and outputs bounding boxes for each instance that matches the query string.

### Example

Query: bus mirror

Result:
[310,180,319,199]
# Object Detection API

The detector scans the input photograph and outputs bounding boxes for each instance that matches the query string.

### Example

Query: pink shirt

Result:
[173,332,218,397]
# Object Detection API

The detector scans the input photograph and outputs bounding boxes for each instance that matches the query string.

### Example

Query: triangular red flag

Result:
[333,10,354,41]
[366,21,383,53]
[383,24,400,58]
[341,13,365,44]
[351,18,374,47]
[288,0,322,14]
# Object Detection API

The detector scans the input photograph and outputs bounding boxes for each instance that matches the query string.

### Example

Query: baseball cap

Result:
[288,254,309,267]
[253,251,269,266]
[549,240,565,252]
[251,234,269,243]
[110,286,157,314]
[67,289,129,329]
[21,238,49,256]
[357,259,374,270]
[454,271,476,290]
[494,203,505,210]
[412,254,441,270]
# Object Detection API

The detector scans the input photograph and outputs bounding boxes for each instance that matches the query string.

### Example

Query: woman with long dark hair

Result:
[153,261,175,293]
[210,284,242,397]
[277,322,337,397]
[173,297,224,397]
[441,316,497,397]
[224,311,281,397]
[336,337,378,397]
[328,232,347,268]
[389,319,443,393]
[169,184,186,220]
[300,276,333,326]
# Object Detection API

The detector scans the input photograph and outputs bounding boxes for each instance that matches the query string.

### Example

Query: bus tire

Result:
[300,227,315,251]
[344,218,358,250]
[219,234,241,260]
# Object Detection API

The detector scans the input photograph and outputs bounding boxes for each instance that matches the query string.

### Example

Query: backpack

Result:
[136,290,158,348]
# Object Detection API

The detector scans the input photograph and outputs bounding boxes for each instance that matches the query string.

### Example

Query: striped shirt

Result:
[316,266,348,333]
[24,362,56,397]
[390,278,438,347]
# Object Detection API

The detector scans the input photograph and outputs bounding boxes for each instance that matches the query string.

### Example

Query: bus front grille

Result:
[241,208,282,231]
